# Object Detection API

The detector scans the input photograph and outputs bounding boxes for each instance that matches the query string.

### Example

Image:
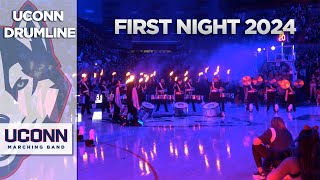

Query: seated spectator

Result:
[267,125,320,180]
[252,117,293,179]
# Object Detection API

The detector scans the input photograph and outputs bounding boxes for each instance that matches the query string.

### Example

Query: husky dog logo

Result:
[0,2,70,178]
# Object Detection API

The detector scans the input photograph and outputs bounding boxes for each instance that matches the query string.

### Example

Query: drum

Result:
[166,95,174,101]
[184,95,191,100]
[151,95,156,100]
[191,95,204,102]
[174,102,188,116]
[158,95,166,100]
[138,102,155,120]
[203,102,220,117]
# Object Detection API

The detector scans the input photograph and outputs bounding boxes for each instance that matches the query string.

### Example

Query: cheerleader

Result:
[285,86,296,112]
[245,82,259,113]
[309,74,317,100]
[265,83,278,112]
[316,88,320,106]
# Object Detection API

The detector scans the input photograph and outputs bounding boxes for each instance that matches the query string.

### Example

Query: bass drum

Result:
[174,102,188,116]
[138,102,155,120]
[203,102,220,117]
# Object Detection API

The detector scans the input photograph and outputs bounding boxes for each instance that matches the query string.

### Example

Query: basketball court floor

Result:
[77,104,320,180]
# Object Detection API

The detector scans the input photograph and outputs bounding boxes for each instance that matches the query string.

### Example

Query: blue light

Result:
[271,46,276,51]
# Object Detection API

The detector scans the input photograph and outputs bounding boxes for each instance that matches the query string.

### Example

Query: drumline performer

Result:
[245,82,259,113]
[100,80,111,113]
[174,79,184,102]
[185,78,196,112]
[155,78,169,112]
[80,77,92,115]
[123,80,140,126]
[209,76,226,116]
[137,81,147,106]
[112,80,122,123]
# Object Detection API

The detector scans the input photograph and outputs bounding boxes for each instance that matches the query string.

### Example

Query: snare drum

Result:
[158,95,166,100]
[203,102,220,117]
[174,102,188,116]
[138,102,155,120]
[167,95,174,101]
[191,95,204,103]
[184,95,191,100]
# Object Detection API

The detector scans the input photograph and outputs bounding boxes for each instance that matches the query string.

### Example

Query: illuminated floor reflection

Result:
[77,105,320,180]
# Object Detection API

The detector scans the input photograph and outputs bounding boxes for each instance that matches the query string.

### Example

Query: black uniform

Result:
[112,86,122,122]
[156,82,168,112]
[209,81,225,112]
[266,85,277,112]
[174,83,185,102]
[185,81,196,112]
[246,84,259,112]
[80,81,92,115]
[136,83,145,105]
[126,82,138,122]
[100,83,110,113]
[286,87,296,112]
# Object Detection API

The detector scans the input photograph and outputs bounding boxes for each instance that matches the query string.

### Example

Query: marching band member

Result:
[265,83,277,113]
[209,76,226,116]
[155,78,169,112]
[285,86,296,112]
[80,77,92,115]
[123,80,140,126]
[137,81,147,106]
[174,79,184,102]
[112,80,122,123]
[100,80,110,113]
[185,78,196,112]
[246,82,259,113]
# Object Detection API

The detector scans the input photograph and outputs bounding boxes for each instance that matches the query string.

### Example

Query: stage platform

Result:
[77,104,320,180]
